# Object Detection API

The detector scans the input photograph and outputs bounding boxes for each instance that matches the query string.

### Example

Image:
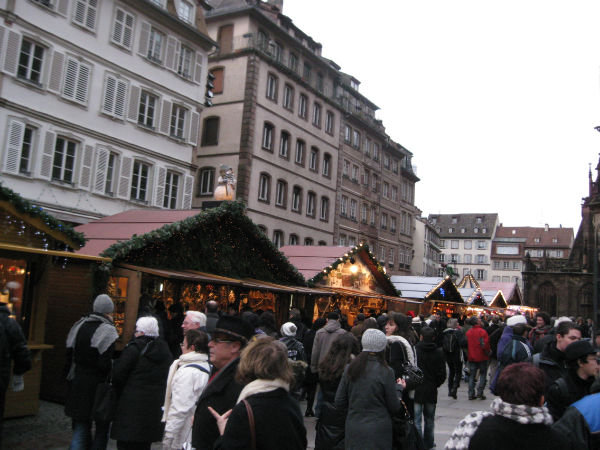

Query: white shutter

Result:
[85,0,98,30]
[48,51,65,94]
[73,0,87,27]
[63,58,90,104]
[154,166,166,207]
[75,62,91,104]
[57,0,70,16]
[159,100,171,135]
[138,22,150,57]
[102,75,116,115]
[114,79,127,119]
[122,13,134,49]
[0,26,6,66]
[165,36,177,71]
[189,111,200,146]
[94,146,109,194]
[183,108,192,142]
[127,85,140,122]
[79,144,94,189]
[194,52,204,84]
[182,175,194,209]
[3,120,25,174]
[3,30,20,76]
[117,156,132,199]
[40,131,56,180]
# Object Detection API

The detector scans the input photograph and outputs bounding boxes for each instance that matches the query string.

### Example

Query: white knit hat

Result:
[93,294,114,314]
[280,322,297,337]
[506,315,527,327]
[361,328,387,352]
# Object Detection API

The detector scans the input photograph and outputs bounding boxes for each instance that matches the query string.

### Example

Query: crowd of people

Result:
[3,290,597,450]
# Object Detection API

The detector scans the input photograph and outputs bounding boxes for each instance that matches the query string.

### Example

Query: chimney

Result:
[266,0,283,12]
[544,224,549,232]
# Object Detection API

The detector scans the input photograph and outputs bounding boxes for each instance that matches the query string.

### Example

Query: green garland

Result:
[98,201,305,285]
[0,182,86,248]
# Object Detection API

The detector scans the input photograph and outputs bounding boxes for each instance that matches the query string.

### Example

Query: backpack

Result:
[442,331,458,353]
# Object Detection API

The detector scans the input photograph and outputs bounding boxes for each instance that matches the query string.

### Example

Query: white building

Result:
[0,0,215,223]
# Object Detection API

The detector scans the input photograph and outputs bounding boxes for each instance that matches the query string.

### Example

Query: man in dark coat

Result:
[64,294,118,450]
[191,316,254,450]
[553,391,600,450]
[441,318,463,399]
[414,326,446,450]
[0,301,31,448]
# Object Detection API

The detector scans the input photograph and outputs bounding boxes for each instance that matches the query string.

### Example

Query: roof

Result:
[390,276,464,302]
[494,226,574,248]
[478,281,522,305]
[427,213,498,239]
[279,245,354,280]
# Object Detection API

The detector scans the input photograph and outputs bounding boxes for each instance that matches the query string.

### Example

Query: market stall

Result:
[391,275,465,318]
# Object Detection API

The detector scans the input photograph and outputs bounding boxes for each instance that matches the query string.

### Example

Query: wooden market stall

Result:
[391,275,465,318]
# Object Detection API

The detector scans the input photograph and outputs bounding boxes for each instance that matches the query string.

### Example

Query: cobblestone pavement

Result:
[3,383,493,449]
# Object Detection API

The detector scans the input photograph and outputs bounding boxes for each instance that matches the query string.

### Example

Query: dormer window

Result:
[534,237,540,243]
[452,217,457,224]
[177,0,194,23]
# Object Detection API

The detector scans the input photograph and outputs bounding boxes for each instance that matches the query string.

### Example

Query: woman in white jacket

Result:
[162,329,211,450]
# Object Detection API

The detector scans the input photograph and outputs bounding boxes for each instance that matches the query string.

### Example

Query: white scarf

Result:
[162,352,210,422]
[386,335,416,366]
[236,378,289,404]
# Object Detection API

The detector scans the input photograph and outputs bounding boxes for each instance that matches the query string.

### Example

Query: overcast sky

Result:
[284,0,600,232]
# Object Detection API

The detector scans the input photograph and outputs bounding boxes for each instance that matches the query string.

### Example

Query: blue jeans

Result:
[468,360,488,397]
[70,419,110,450]
[414,402,436,449]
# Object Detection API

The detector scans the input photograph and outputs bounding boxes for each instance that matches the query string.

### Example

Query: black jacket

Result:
[214,388,307,450]
[552,392,600,450]
[535,340,569,392]
[315,377,345,450]
[192,357,243,450]
[414,341,446,404]
[0,304,31,391]
[110,336,172,443]
[546,369,595,420]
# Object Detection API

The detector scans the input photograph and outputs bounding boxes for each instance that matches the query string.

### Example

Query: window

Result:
[513,261,520,270]
[289,53,298,72]
[283,84,293,110]
[262,122,274,150]
[372,173,378,192]
[306,192,316,217]
[365,138,371,156]
[4,122,36,175]
[352,130,361,149]
[503,261,510,269]
[477,240,487,249]
[381,213,388,230]
[131,160,150,201]
[304,238,314,246]
[73,0,98,31]
[390,216,397,233]
[342,159,350,177]
[212,67,224,94]
[291,186,302,212]
[316,72,324,92]
[348,236,356,246]
[452,217,458,224]
[303,63,311,82]
[475,269,485,280]
[391,185,398,202]
[163,171,180,209]
[339,234,346,246]
[170,104,187,139]
[473,227,479,234]
[18,39,44,84]
[464,240,472,249]
[383,182,389,198]
[289,234,299,245]
[201,117,219,146]
[257,30,268,51]
[349,199,357,220]
[372,143,379,161]
[279,131,289,158]
[325,111,334,134]
[266,73,278,100]
[476,217,482,224]
[440,239,446,248]
[552,237,558,243]
[383,153,390,169]
[138,90,157,128]
[177,44,194,79]
[275,180,287,207]
[102,75,127,119]
[322,153,331,177]
[272,41,282,62]
[177,0,193,23]
[439,254,445,263]
[52,136,77,183]
[351,165,359,182]
[111,8,134,49]
[464,254,472,264]
[370,206,376,226]
[363,169,370,186]
[477,254,486,264]
[298,94,307,119]
[534,237,540,243]
[344,125,351,143]
[340,196,348,216]
[312,103,321,127]
[258,173,270,202]
[361,203,368,223]
[392,159,398,174]
[273,230,283,248]
[320,196,329,221]
[198,167,214,195]
[147,28,165,63]
[309,147,319,171]
[295,139,305,165]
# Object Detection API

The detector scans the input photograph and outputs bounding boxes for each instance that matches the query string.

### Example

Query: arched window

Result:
[320,196,329,222]
[258,173,271,202]
[289,234,299,245]
[309,147,319,172]
[291,185,302,213]
[304,237,314,246]
[273,230,284,248]
[279,131,290,159]
[262,122,274,151]
[322,153,331,177]
[275,179,287,207]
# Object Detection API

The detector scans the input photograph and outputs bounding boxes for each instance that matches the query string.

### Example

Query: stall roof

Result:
[390,276,464,302]
[478,281,522,305]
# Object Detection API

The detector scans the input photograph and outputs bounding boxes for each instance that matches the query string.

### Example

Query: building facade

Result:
[428,213,499,281]
[412,216,441,277]
[0,0,215,223]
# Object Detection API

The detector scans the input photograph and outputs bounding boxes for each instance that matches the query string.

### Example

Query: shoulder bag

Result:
[242,399,256,450]
[92,360,117,422]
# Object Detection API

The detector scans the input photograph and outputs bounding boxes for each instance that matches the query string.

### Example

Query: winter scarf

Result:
[162,352,210,422]
[236,378,289,404]
[386,335,416,365]
[444,397,553,450]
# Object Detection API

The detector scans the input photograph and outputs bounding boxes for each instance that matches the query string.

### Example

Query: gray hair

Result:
[136,316,159,337]
[447,318,458,329]
[186,311,207,327]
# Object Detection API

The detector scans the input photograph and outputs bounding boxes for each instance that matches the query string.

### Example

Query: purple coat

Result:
[496,325,513,359]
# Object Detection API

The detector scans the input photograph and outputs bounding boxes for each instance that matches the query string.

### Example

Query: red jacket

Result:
[466,325,490,362]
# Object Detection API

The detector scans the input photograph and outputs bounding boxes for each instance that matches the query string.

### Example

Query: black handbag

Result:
[400,362,424,391]
[392,401,425,450]
[92,361,117,422]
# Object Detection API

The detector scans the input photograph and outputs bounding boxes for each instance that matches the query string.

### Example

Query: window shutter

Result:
[48,51,65,94]
[3,120,25,174]
[79,144,94,189]
[165,36,177,71]
[57,0,70,16]
[94,146,109,194]
[73,0,86,27]
[183,108,191,142]
[114,79,127,119]
[0,26,5,65]
[3,30,20,76]
[138,22,150,57]
[63,58,78,100]
[194,52,204,84]
[127,85,140,122]
[183,175,194,209]
[159,100,171,135]
[117,156,132,199]
[122,13,134,49]
[40,131,56,180]
[75,62,91,103]
[189,111,200,146]
[154,166,166,207]
[102,75,116,115]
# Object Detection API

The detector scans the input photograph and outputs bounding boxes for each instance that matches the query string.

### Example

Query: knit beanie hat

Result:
[280,322,297,337]
[361,328,387,353]
[93,294,114,314]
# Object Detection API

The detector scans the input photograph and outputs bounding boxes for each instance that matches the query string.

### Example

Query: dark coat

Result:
[315,377,345,450]
[0,304,31,391]
[469,414,569,450]
[214,388,307,450]
[110,336,172,443]
[280,336,306,362]
[552,392,600,450]
[335,356,402,450]
[546,369,595,420]
[535,339,569,391]
[414,341,446,404]
[64,315,115,421]
[191,357,243,450]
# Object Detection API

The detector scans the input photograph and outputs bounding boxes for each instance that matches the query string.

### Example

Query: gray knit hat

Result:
[280,322,297,337]
[361,328,387,353]
[93,294,114,314]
